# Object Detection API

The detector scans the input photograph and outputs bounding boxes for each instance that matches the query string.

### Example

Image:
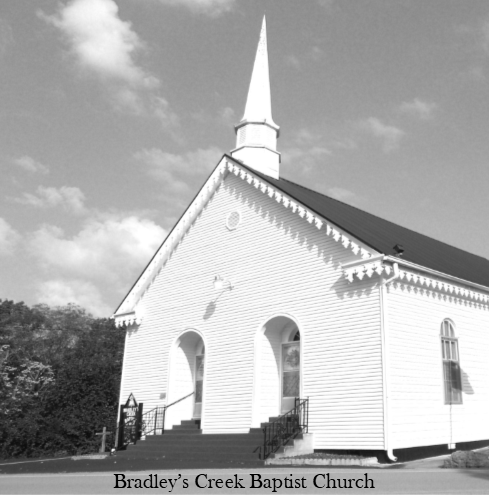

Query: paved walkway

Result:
[1,448,488,474]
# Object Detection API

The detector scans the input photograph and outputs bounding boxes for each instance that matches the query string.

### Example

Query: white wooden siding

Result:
[386,283,489,449]
[119,171,384,449]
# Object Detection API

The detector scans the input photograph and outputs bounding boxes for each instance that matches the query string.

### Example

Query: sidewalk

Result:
[1,448,488,475]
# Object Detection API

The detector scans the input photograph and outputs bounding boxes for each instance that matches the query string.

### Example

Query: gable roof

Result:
[242,158,489,288]
[114,153,489,323]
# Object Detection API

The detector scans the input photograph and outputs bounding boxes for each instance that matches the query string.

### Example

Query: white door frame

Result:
[252,313,303,427]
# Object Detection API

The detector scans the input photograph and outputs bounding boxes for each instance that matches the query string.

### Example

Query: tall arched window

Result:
[440,319,462,404]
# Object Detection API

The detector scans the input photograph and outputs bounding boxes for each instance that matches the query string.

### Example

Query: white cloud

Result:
[0,18,13,58]
[284,54,301,69]
[399,98,437,120]
[326,187,358,203]
[359,117,405,153]
[135,146,222,211]
[13,156,50,175]
[36,279,110,317]
[282,145,331,166]
[41,0,180,132]
[219,106,236,126]
[330,137,357,150]
[152,97,181,135]
[309,46,323,61]
[13,186,87,215]
[281,145,332,176]
[482,20,489,54]
[317,0,336,10]
[281,127,336,173]
[294,128,322,146]
[0,218,20,255]
[155,0,237,17]
[467,65,486,82]
[191,106,236,129]
[284,47,323,69]
[42,0,157,88]
[29,212,167,316]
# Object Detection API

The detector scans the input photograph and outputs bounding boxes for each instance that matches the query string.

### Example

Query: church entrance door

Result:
[193,354,205,419]
[281,342,300,413]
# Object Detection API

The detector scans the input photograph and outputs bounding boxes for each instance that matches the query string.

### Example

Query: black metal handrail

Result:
[140,392,194,438]
[261,397,309,460]
[104,392,195,452]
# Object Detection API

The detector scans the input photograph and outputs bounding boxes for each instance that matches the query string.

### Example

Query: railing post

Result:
[306,397,309,433]
[117,404,124,449]
[154,407,158,436]
[162,406,166,435]
[136,403,143,440]
[260,398,310,460]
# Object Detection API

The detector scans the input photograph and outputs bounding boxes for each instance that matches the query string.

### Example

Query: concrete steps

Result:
[116,416,313,466]
[116,419,265,465]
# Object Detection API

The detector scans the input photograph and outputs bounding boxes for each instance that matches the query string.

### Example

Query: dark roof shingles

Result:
[248,166,489,288]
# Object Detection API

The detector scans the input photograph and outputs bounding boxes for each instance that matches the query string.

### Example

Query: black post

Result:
[306,397,309,433]
[117,404,125,450]
[153,407,158,436]
[136,403,143,440]
[162,406,166,435]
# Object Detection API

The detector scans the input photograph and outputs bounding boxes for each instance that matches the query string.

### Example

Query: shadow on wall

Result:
[225,182,381,303]
[227,183,348,272]
[331,273,379,300]
[461,368,474,395]
[203,301,216,320]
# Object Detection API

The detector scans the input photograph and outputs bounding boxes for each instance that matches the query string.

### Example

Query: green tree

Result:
[0,299,125,459]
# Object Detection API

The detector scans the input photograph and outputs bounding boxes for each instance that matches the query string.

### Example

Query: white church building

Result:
[114,18,489,461]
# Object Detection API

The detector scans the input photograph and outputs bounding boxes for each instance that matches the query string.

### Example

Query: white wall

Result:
[386,281,489,449]
[119,170,384,449]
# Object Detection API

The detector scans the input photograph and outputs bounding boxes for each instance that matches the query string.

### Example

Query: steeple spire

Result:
[231,16,281,179]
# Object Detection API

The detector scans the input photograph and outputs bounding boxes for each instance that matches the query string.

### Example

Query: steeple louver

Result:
[231,16,281,179]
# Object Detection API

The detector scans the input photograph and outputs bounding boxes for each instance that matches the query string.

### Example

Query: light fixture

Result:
[213,274,233,292]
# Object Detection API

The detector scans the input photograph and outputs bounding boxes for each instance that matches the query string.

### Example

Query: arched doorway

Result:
[166,331,205,429]
[254,316,301,425]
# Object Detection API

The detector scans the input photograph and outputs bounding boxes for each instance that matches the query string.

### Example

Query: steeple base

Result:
[231,145,281,179]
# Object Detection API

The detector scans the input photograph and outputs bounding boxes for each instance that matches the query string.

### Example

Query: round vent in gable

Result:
[226,211,241,231]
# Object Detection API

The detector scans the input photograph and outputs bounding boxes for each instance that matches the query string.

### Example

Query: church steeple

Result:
[231,16,281,179]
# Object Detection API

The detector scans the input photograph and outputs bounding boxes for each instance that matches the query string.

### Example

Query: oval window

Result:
[226,211,241,230]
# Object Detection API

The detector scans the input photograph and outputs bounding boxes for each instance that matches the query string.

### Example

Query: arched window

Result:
[440,319,462,404]
[290,330,300,342]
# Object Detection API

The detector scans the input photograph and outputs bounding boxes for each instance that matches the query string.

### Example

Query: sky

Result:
[1,0,489,317]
